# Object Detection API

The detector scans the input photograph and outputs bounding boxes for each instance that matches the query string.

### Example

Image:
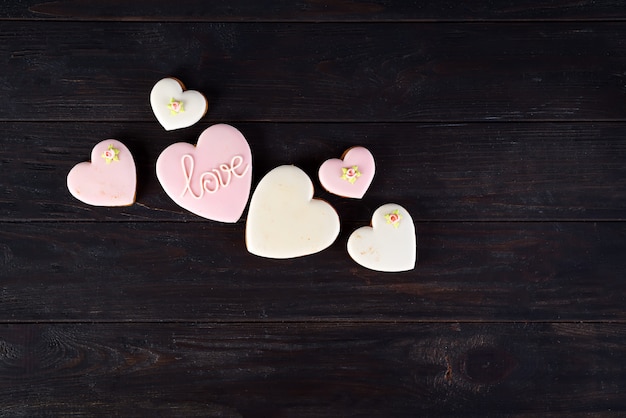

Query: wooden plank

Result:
[0,221,624,321]
[2,4,622,415]
[0,322,623,415]
[2,22,626,122]
[4,0,626,22]
[2,122,626,222]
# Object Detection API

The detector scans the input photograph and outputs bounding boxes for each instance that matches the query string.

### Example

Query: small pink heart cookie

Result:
[246,165,340,259]
[156,124,252,223]
[347,203,416,272]
[67,139,137,207]
[318,146,375,199]
[150,77,208,131]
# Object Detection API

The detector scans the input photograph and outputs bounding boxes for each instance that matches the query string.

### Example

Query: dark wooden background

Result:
[1,1,626,416]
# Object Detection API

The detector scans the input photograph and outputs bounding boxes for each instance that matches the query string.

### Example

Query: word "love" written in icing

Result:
[180,154,249,199]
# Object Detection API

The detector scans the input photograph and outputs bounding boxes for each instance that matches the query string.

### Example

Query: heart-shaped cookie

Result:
[347,203,416,272]
[156,124,252,223]
[318,146,375,199]
[150,77,207,131]
[246,165,340,259]
[67,139,137,206]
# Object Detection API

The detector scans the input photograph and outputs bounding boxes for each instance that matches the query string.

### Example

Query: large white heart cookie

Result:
[246,165,340,259]
[156,124,252,223]
[67,139,137,207]
[318,146,375,199]
[150,77,207,131]
[347,203,416,272]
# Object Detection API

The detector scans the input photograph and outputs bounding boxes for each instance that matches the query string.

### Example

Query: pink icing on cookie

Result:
[168,98,184,114]
[385,209,402,228]
[156,124,252,223]
[67,139,136,206]
[318,146,375,199]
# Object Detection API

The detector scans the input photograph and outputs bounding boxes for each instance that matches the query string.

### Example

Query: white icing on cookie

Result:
[347,203,416,272]
[150,78,207,131]
[246,165,340,259]
[67,139,136,207]
[180,154,249,198]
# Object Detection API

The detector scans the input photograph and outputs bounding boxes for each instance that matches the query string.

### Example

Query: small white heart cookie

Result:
[150,77,207,131]
[347,203,416,272]
[67,139,137,207]
[246,165,340,259]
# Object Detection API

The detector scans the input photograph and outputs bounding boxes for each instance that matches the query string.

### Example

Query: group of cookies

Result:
[66,78,416,272]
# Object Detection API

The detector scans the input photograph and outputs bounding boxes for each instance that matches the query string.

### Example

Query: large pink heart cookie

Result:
[318,146,375,199]
[246,165,340,259]
[150,77,208,131]
[67,139,137,206]
[347,203,416,272]
[156,124,252,223]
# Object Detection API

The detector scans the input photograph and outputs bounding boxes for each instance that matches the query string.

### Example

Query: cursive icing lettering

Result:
[181,154,249,199]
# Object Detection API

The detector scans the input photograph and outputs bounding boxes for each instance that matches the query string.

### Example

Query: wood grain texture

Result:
[2,22,626,122]
[0,322,623,416]
[4,0,626,22]
[0,1,624,414]
[2,122,626,222]
[0,221,623,321]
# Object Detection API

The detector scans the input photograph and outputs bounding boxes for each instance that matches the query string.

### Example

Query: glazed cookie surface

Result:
[246,165,340,259]
[150,77,207,131]
[347,203,416,272]
[318,146,375,199]
[67,139,137,207]
[156,124,252,223]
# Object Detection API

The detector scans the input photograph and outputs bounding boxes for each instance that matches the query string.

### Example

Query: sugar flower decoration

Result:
[384,209,402,228]
[101,144,120,164]
[341,165,361,184]
[168,98,184,115]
